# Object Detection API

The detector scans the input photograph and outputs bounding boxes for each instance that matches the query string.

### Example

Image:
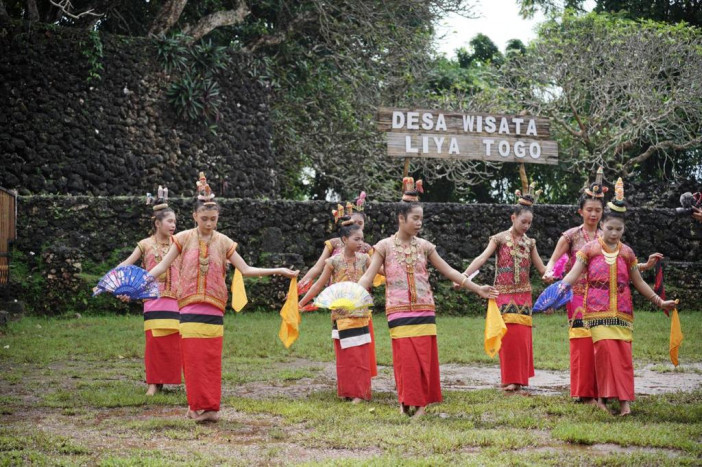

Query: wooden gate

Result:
[0,187,18,286]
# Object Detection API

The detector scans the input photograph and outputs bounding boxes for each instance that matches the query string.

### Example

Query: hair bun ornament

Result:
[606,177,627,212]
[196,172,216,206]
[401,177,423,202]
[153,185,169,211]
[515,165,541,206]
[584,166,609,199]
[355,191,367,212]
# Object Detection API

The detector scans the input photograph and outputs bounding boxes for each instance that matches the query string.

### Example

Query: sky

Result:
[434,0,595,58]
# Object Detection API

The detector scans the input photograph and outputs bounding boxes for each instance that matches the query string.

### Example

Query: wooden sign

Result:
[377,108,558,165]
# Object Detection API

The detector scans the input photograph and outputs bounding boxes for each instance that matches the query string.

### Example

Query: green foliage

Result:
[80,30,103,83]
[155,35,230,129]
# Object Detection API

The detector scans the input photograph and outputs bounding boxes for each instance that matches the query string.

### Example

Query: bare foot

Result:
[351,398,363,405]
[185,408,202,419]
[618,401,631,416]
[582,398,599,406]
[399,403,410,416]
[502,384,519,392]
[412,406,426,418]
[146,384,159,396]
[595,398,609,413]
[195,410,219,423]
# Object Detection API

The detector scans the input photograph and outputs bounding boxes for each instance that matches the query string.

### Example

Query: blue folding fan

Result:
[533,281,572,312]
[93,265,160,300]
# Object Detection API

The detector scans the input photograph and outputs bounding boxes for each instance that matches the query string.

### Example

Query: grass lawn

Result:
[1,311,700,465]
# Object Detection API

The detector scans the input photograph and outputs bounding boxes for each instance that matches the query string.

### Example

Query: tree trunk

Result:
[148,0,188,36]
[182,4,250,42]
[0,1,9,22]
[26,0,40,21]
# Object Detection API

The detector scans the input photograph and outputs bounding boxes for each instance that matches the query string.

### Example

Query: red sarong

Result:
[368,317,378,378]
[391,336,442,407]
[334,339,372,400]
[144,330,182,385]
[181,337,223,411]
[498,323,534,386]
[570,337,597,398]
[594,339,635,401]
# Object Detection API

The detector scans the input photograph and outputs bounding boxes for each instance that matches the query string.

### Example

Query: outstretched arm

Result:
[229,251,298,278]
[117,246,142,268]
[463,240,498,277]
[531,245,547,276]
[630,266,677,312]
[429,250,498,299]
[299,263,333,308]
[543,236,569,280]
[561,260,586,286]
[148,244,180,278]
[358,254,383,290]
[299,247,331,286]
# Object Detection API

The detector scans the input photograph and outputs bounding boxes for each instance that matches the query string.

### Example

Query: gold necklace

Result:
[393,234,419,273]
[197,230,213,275]
[505,228,530,282]
[599,237,620,265]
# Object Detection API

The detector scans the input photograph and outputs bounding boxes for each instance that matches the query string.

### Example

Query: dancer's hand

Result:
[641,253,664,271]
[542,271,556,283]
[477,285,499,299]
[116,295,131,303]
[279,268,299,279]
[661,299,677,312]
[693,206,702,222]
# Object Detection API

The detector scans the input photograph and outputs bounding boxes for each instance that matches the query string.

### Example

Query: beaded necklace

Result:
[392,234,419,273]
[505,228,531,283]
[197,230,213,275]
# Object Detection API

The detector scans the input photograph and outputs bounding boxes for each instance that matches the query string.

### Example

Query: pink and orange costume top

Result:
[576,238,638,343]
[561,226,602,339]
[138,236,181,334]
[327,252,373,348]
[491,228,535,324]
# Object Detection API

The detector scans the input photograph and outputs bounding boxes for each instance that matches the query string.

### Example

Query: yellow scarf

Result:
[670,308,683,366]
[485,298,507,357]
[279,277,300,348]
[231,269,248,312]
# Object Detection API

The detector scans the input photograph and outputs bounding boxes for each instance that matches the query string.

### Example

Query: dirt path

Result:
[228,359,702,399]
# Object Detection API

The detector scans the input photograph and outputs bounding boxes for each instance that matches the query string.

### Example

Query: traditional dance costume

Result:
[491,228,535,387]
[577,237,638,402]
[327,252,373,400]
[174,228,237,412]
[561,225,601,399]
[139,236,182,385]
[375,234,441,407]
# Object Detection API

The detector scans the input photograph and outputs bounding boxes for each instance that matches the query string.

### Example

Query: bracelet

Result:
[649,293,663,308]
[460,276,468,288]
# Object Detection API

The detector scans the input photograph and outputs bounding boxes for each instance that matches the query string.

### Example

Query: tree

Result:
[2,0,477,200]
[495,12,702,181]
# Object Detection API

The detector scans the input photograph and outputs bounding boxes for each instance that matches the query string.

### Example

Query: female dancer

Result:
[299,222,373,403]
[560,178,676,415]
[116,186,181,396]
[358,177,498,418]
[462,181,546,392]
[148,173,298,422]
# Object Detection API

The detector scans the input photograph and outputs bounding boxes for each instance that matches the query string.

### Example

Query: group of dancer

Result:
[112,168,676,422]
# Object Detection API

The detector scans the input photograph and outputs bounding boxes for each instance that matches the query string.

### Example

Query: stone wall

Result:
[6,196,701,315]
[0,22,276,198]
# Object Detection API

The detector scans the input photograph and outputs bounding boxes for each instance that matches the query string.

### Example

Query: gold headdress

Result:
[145,185,169,211]
[401,177,423,202]
[514,165,542,206]
[332,192,367,226]
[607,177,626,212]
[196,172,216,205]
[584,167,608,199]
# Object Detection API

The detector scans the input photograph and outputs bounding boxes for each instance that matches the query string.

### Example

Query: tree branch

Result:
[182,3,250,42]
[48,0,102,20]
[242,10,316,52]
[622,137,702,176]
[27,0,39,21]
[148,0,188,37]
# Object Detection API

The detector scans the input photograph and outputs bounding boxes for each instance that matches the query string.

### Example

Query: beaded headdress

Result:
[401,177,423,202]
[196,172,216,206]
[606,177,626,212]
[332,191,367,226]
[145,185,169,211]
[515,165,542,206]
[584,167,608,199]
